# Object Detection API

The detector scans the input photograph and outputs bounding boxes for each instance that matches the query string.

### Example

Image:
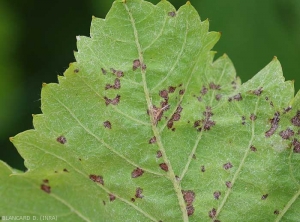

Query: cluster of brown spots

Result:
[292,139,300,153]
[167,105,183,130]
[149,104,169,125]
[131,168,144,178]
[104,95,120,106]
[250,114,257,121]
[149,136,156,144]
[194,107,215,131]
[291,111,300,126]
[179,89,185,95]
[74,68,79,73]
[103,121,112,129]
[135,187,144,199]
[223,162,233,170]
[132,59,141,71]
[250,145,257,152]
[89,174,104,185]
[101,68,107,75]
[215,94,222,101]
[109,194,116,202]
[182,190,195,216]
[57,135,67,144]
[168,11,176,17]
[242,116,246,125]
[156,150,162,158]
[168,86,176,93]
[209,82,221,90]
[201,165,205,172]
[261,194,268,200]
[110,68,124,77]
[274,210,279,215]
[283,106,292,113]
[213,191,221,200]
[225,181,232,188]
[209,208,217,219]
[279,128,294,140]
[228,93,242,102]
[41,184,51,194]
[201,86,208,95]
[231,80,237,89]
[159,163,168,172]
[250,87,263,96]
[265,112,280,137]
[105,79,121,90]
[159,89,168,99]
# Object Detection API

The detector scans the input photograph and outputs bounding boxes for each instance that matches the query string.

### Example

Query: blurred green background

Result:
[1,0,300,171]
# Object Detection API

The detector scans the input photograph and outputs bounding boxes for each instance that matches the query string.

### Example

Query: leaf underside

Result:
[1,0,299,221]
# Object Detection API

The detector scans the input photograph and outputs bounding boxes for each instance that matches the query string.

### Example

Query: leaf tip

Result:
[273,56,278,61]
[186,1,191,6]
[76,36,81,41]
[92,15,96,20]
[42,83,47,87]
[9,137,14,142]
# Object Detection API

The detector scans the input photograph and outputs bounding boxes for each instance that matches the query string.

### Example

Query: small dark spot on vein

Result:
[213,191,221,200]
[228,93,242,102]
[250,87,263,96]
[192,154,196,159]
[292,139,300,153]
[182,190,195,205]
[57,136,67,144]
[103,121,112,129]
[215,94,222,101]
[291,110,300,126]
[110,68,124,77]
[223,162,233,170]
[159,89,168,99]
[109,194,116,202]
[41,184,51,193]
[225,181,232,188]
[142,64,147,71]
[209,82,221,90]
[74,68,79,73]
[279,128,294,140]
[159,163,168,172]
[274,210,279,215]
[186,205,195,217]
[101,68,107,75]
[201,86,208,95]
[201,165,205,172]
[265,112,280,137]
[135,187,144,199]
[179,89,185,95]
[149,136,156,144]
[63,168,69,172]
[261,194,268,200]
[104,95,120,106]
[250,145,257,152]
[168,11,176,17]
[209,208,216,218]
[89,174,104,185]
[156,150,162,158]
[131,168,144,178]
[132,59,141,71]
[283,106,292,113]
[168,86,176,93]
[250,114,257,121]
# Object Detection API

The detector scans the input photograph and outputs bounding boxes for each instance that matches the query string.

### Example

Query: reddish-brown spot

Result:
[57,136,67,144]
[225,181,232,188]
[168,86,176,93]
[159,89,168,99]
[209,82,221,90]
[182,190,195,205]
[101,68,107,75]
[201,165,205,172]
[109,194,116,202]
[186,205,195,217]
[74,68,79,73]
[209,208,217,219]
[213,191,221,200]
[179,89,185,95]
[135,187,144,199]
[223,162,233,170]
[167,120,174,129]
[229,93,242,102]
[265,112,280,137]
[292,139,300,153]
[194,120,201,128]
[43,179,49,184]
[250,145,257,152]
[104,95,120,106]
[63,168,69,172]
[279,128,294,140]
[201,86,208,95]
[103,121,112,129]
[215,94,222,101]
[149,136,156,144]
[133,59,141,71]
[131,168,144,178]
[291,110,300,126]
[89,174,104,185]
[172,113,181,121]
[159,163,168,172]
[150,105,169,125]
[142,64,147,71]
[261,194,268,200]
[250,114,257,121]
[41,184,51,193]
[110,68,124,77]
[250,87,263,96]
[274,210,279,215]
[156,150,162,158]
[168,11,176,17]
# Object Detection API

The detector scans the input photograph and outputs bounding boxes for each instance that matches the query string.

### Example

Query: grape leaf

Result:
[1,0,300,221]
